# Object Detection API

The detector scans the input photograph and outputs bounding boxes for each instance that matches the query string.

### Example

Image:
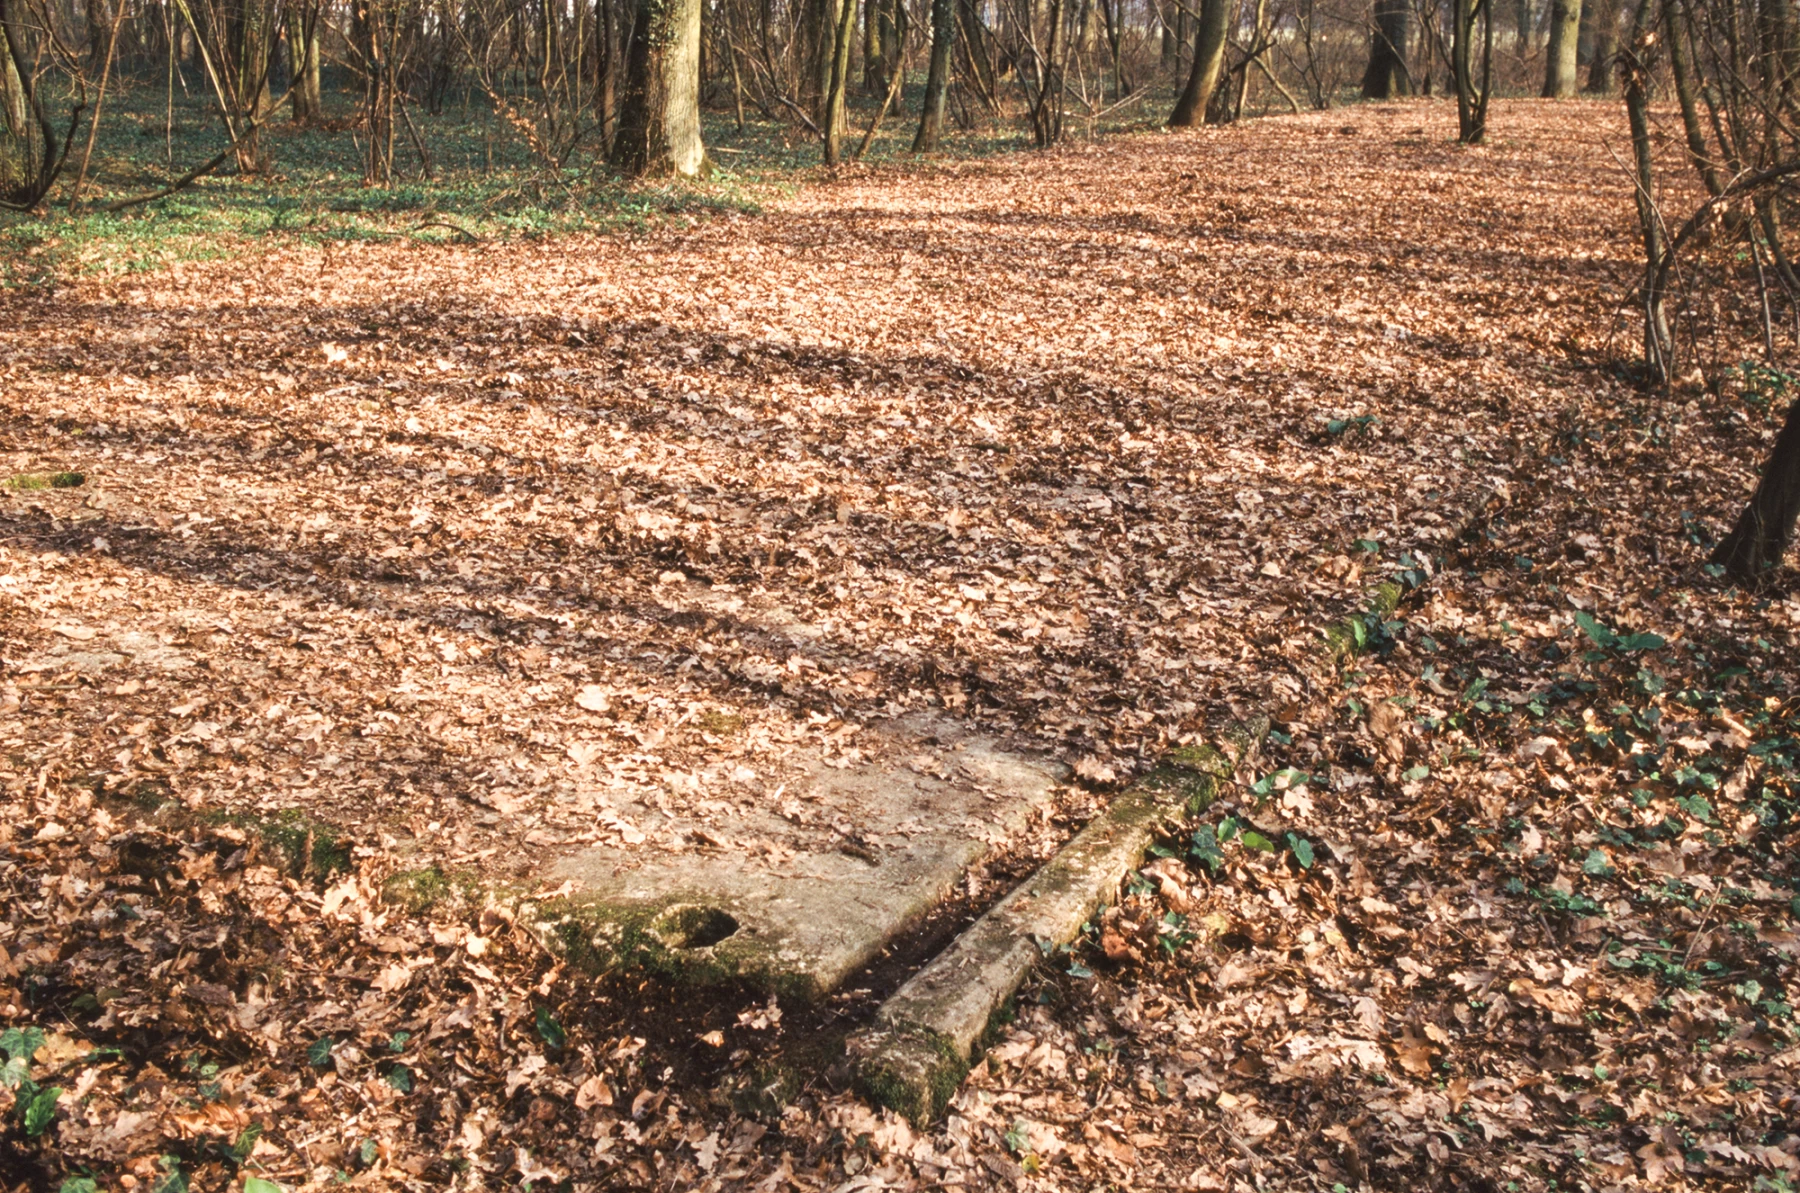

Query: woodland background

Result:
[6,0,1800,1185]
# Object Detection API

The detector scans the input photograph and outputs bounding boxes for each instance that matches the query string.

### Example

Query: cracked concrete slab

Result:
[541,712,1066,999]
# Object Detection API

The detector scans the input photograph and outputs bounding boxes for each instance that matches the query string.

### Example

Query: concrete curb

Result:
[848,722,1265,1124]
[845,487,1500,1124]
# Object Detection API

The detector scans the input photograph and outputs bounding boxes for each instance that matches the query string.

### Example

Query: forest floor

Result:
[3,97,1800,1193]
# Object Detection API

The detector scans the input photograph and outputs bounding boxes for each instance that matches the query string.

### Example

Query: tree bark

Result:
[1714,396,1800,579]
[1620,0,1670,376]
[1583,0,1618,90]
[285,6,321,122]
[1543,0,1581,95]
[912,0,953,150]
[1027,0,1064,145]
[1168,0,1227,126]
[863,0,886,91]
[611,0,708,175]
[823,0,856,162]
[1362,0,1411,98]
[1454,0,1492,141]
[0,24,25,138]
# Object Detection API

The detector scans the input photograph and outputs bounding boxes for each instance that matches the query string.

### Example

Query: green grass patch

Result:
[4,472,85,491]
[0,74,1183,288]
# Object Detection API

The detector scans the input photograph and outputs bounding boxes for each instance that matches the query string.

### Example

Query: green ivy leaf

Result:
[306,1037,334,1068]
[1677,793,1716,823]
[1402,765,1430,782]
[534,1007,565,1052]
[232,1123,264,1160]
[1240,831,1277,852]
[23,1085,62,1137]
[0,1026,44,1063]
[1251,768,1312,798]
[244,1179,284,1193]
[1582,849,1615,878]
[151,1158,188,1193]
[1,1055,29,1090]
[1189,830,1224,873]
[385,1065,413,1094]
[1286,833,1316,870]
[1574,610,1616,648]
[58,1179,99,1193]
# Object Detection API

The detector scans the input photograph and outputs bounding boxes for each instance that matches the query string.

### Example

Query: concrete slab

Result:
[537,712,1066,1000]
[848,723,1265,1124]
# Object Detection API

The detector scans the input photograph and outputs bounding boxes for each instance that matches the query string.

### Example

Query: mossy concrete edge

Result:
[849,721,1265,1125]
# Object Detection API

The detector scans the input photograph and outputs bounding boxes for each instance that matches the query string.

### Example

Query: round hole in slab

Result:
[652,905,740,949]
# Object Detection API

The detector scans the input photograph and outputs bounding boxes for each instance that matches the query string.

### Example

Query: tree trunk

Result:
[912,0,953,150]
[1714,396,1800,579]
[0,0,68,208]
[611,0,708,175]
[1543,0,1581,95]
[0,24,25,138]
[597,0,617,149]
[1454,0,1491,141]
[1168,0,1227,126]
[1664,0,1721,192]
[285,6,321,122]
[1583,0,1617,90]
[1620,0,1670,376]
[863,0,885,91]
[1362,0,1411,98]
[1027,0,1064,145]
[823,0,856,162]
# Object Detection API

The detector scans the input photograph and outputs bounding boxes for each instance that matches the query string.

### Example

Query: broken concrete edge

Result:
[92,779,840,999]
[847,1025,969,1129]
[93,776,355,881]
[849,722,1265,1125]
[382,865,836,998]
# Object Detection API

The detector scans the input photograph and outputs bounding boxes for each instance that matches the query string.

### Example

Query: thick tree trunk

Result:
[1543,0,1581,95]
[863,0,885,91]
[0,25,25,137]
[1583,0,1617,90]
[285,6,321,122]
[1714,397,1800,579]
[610,0,708,175]
[0,0,68,207]
[597,0,617,149]
[1362,0,1411,98]
[1168,0,1227,126]
[912,0,953,150]
[823,0,856,162]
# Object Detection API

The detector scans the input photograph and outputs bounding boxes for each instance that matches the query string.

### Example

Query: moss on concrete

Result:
[380,866,488,913]
[852,1026,969,1127]
[245,809,351,878]
[526,894,825,1001]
